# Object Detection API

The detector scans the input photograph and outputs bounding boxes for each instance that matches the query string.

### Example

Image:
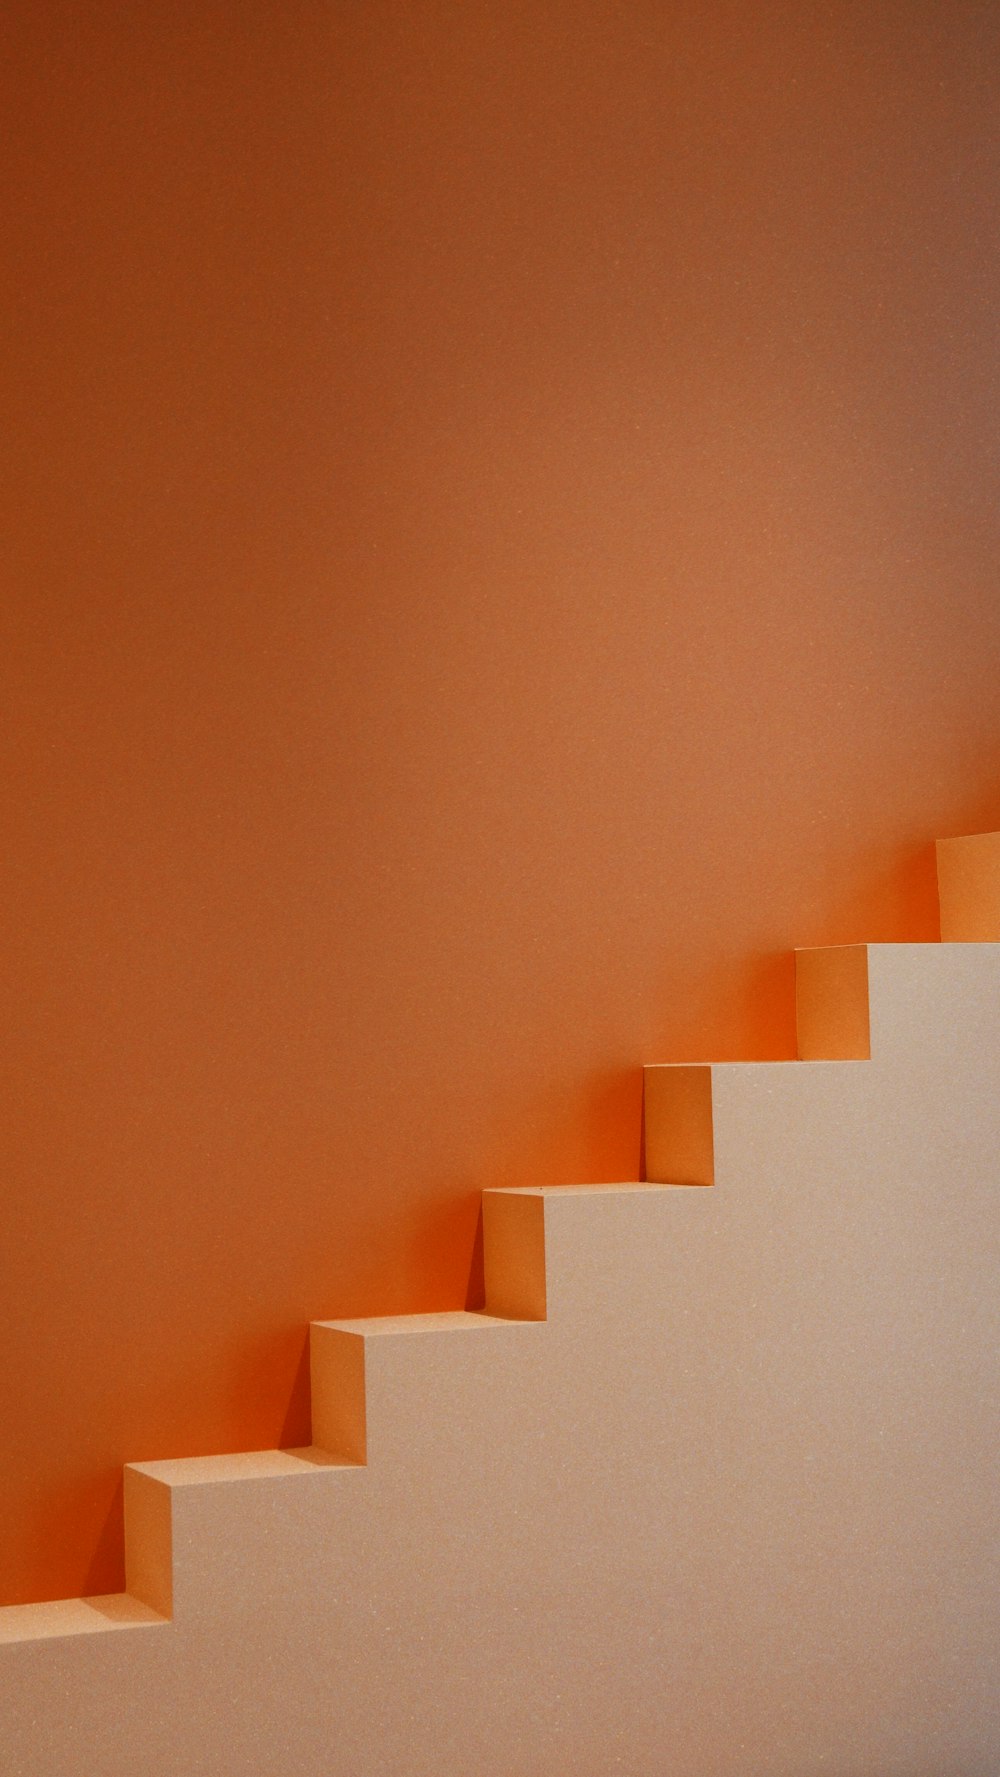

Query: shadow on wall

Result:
[82,1479,124,1601]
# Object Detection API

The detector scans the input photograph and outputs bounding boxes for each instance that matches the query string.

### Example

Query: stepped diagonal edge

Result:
[1,830,998,1776]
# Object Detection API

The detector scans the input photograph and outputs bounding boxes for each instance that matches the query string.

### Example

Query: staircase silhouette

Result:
[2,829,998,1777]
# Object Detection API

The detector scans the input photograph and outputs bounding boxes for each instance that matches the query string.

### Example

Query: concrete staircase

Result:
[2,831,998,1776]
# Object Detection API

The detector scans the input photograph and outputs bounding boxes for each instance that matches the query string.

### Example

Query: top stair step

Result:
[936,830,1000,939]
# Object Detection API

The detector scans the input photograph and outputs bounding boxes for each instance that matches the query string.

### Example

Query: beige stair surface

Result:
[1,835,998,1774]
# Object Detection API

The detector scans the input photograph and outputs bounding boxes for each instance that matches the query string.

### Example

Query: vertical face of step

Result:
[936,830,1000,939]
[124,1468,174,1619]
[795,944,871,1061]
[642,1065,714,1186]
[482,1189,547,1321]
[309,1327,368,1463]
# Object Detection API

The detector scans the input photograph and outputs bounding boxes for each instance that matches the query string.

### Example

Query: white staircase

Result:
[2,831,998,1776]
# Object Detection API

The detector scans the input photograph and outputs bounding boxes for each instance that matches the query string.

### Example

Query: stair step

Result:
[795,943,871,1060]
[313,1310,515,1338]
[127,1445,356,1488]
[0,1592,165,1645]
[936,829,1000,939]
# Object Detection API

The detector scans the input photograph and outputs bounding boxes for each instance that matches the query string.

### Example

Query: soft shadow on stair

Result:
[81,1477,124,1601]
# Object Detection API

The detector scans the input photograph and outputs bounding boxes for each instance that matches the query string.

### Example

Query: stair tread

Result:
[0,1593,166,1644]
[128,1445,357,1487]
[487,1182,686,1195]
[314,1309,525,1338]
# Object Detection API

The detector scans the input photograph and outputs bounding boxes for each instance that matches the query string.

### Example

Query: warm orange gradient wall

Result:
[3,0,1000,1605]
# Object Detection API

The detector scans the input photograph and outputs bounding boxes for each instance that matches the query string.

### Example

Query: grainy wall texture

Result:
[3,0,1000,1606]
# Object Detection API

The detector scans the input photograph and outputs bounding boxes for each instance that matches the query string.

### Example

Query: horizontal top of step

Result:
[0,1592,165,1645]
[128,1446,355,1488]
[485,1182,693,1196]
[314,1310,521,1338]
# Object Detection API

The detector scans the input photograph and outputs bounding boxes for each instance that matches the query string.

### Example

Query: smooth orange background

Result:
[3,0,1000,1605]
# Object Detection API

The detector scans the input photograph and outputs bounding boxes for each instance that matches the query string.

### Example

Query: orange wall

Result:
[4,0,1000,1605]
